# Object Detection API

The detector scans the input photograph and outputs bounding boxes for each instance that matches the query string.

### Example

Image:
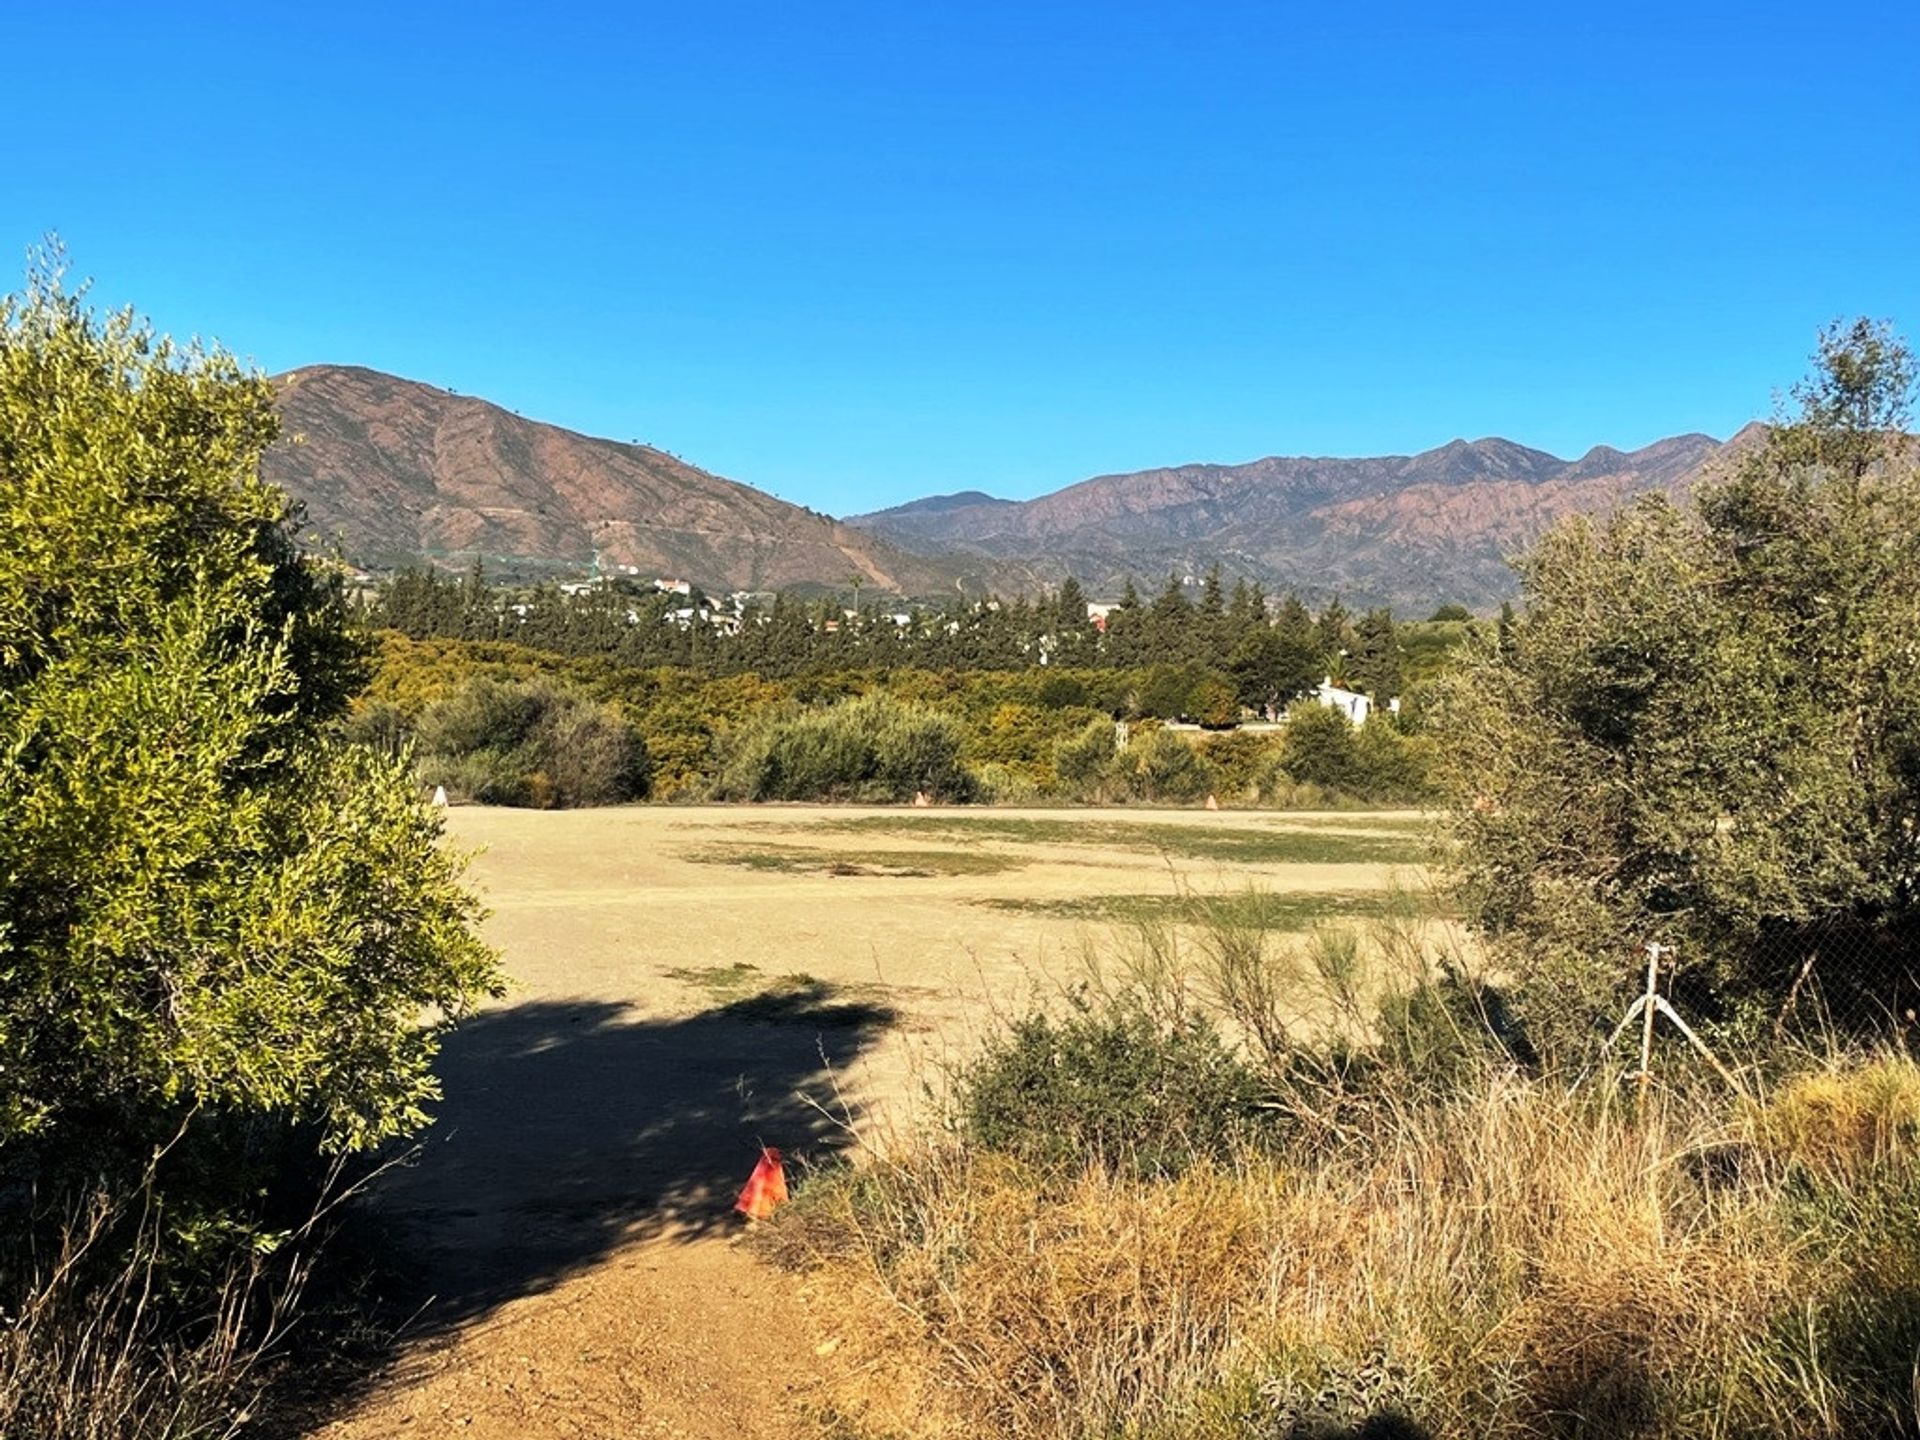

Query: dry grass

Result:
[0,1190,312,1440]
[774,957,1920,1440]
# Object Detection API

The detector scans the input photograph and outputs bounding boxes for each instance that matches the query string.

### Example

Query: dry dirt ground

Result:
[305,804,1428,1440]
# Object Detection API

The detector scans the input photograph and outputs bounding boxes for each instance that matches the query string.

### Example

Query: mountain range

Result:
[849,432,1748,609]
[266,366,1024,597]
[263,364,1750,611]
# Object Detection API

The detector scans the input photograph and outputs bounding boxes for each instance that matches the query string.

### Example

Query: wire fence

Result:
[1744,915,1920,1040]
[1606,919,1920,1096]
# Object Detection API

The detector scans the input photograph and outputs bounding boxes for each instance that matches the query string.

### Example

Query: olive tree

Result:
[0,254,500,1191]
[1436,321,1920,1056]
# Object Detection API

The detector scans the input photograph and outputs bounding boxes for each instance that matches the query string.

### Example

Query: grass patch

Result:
[683,841,1023,877]
[663,960,770,996]
[778,1032,1920,1439]
[807,815,1429,866]
[665,963,898,1029]
[978,890,1413,932]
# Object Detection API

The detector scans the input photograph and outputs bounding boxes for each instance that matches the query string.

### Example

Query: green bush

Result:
[1436,322,1920,1058]
[0,256,499,1241]
[1195,730,1286,801]
[1188,676,1241,729]
[958,995,1268,1178]
[1273,701,1429,804]
[1114,728,1215,803]
[712,693,976,803]
[1276,700,1362,790]
[1053,716,1119,799]
[414,676,648,807]
[972,762,1043,804]
[1035,674,1091,709]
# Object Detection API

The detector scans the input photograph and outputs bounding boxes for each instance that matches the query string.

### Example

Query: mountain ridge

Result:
[264,365,1027,598]
[261,363,1749,610]
[848,430,1740,608]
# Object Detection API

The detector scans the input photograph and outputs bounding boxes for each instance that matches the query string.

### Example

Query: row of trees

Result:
[373,565,1413,707]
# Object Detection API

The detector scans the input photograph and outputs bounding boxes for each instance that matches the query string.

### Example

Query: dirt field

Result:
[307,804,1429,1439]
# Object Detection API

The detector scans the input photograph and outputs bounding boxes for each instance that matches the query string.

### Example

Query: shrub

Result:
[414,676,648,806]
[0,258,500,1185]
[1272,702,1430,805]
[0,1177,319,1440]
[790,1036,1920,1440]
[971,762,1043,804]
[1188,676,1241,729]
[0,255,500,1423]
[1436,322,1920,1058]
[712,693,975,803]
[1035,673,1091,709]
[1277,699,1362,790]
[1107,728,1215,803]
[965,702,1058,785]
[1053,716,1119,799]
[1195,730,1286,801]
[958,996,1268,1179]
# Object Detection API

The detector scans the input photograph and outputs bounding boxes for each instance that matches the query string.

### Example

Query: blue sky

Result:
[8,2,1918,514]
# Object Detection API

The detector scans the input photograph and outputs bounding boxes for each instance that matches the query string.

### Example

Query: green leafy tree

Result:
[1313,598,1351,678]
[1436,320,1920,1056]
[1103,579,1148,666]
[1196,564,1227,659]
[1272,594,1323,702]
[0,257,500,1186]
[1347,607,1402,700]
[1187,675,1240,729]
[1147,572,1194,661]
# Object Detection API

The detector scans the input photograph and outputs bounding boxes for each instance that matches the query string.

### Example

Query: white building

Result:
[1316,677,1374,726]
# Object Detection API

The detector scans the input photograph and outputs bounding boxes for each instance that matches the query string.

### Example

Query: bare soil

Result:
[306,804,1426,1439]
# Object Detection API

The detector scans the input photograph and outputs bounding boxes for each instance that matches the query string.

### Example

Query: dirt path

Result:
[311,1240,816,1440]
[306,804,1425,1438]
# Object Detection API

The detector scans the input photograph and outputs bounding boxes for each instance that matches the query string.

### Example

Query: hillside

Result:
[264,364,1751,610]
[264,366,1020,597]
[851,432,1745,609]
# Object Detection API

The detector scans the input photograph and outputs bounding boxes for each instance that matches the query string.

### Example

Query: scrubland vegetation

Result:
[7,231,1920,1440]
[351,640,1434,808]
[0,258,499,1432]
[358,529,1452,810]
[767,321,1920,1440]
[781,963,1920,1439]
[777,894,1920,1440]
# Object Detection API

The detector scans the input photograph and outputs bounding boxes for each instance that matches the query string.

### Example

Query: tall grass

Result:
[774,911,1920,1440]
[0,1189,313,1440]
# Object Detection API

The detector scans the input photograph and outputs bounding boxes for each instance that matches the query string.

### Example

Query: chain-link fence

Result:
[1619,919,1920,1077]
[1741,915,1920,1040]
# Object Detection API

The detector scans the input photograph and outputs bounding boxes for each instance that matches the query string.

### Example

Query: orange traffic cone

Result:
[734,1146,789,1221]
[1205,793,1220,811]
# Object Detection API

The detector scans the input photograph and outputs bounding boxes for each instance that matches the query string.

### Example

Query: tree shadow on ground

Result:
[274,983,893,1430]
[380,984,892,1328]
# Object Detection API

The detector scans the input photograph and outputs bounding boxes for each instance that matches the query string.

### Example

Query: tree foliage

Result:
[1437,320,1920,1053]
[402,674,649,807]
[711,692,977,803]
[371,563,1407,706]
[0,256,500,1185]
